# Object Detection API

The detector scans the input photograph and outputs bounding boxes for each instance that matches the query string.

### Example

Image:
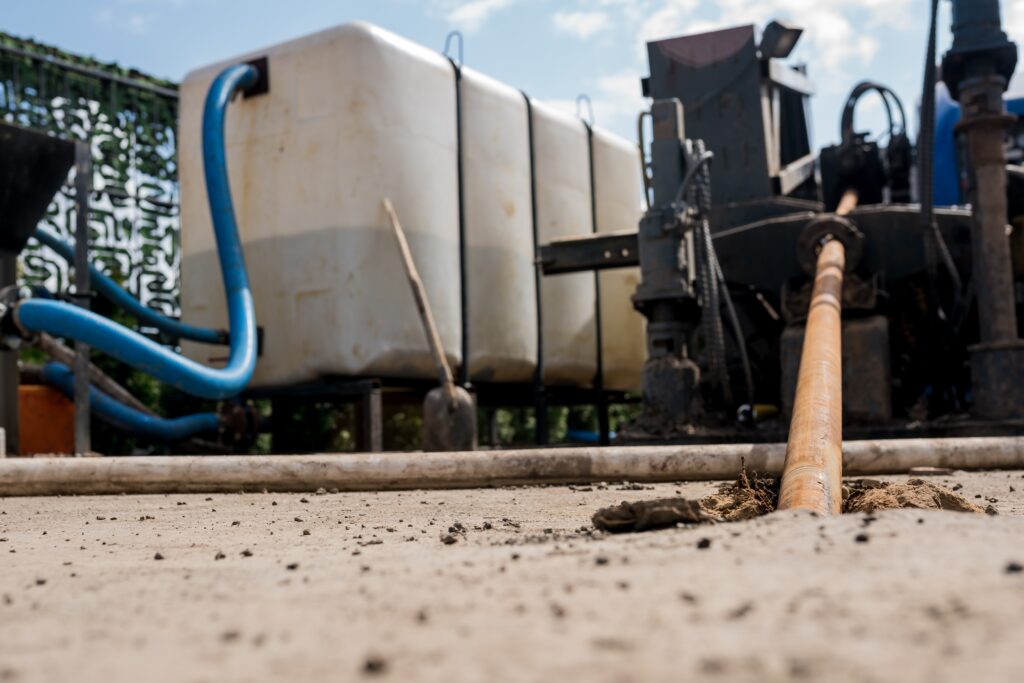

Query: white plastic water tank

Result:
[592,128,646,391]
[460,67,537,383]
[177,23,461,387]
[529,100,597,386]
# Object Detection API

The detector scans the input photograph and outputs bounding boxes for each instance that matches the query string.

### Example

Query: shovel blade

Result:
[422,386,477,452]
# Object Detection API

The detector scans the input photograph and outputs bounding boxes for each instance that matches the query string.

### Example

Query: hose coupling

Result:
[217,401,261,450]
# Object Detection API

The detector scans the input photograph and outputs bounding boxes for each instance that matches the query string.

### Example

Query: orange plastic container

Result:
[19,385,75,455]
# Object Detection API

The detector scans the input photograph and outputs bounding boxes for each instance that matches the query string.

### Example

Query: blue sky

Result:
[5,1,1024,148]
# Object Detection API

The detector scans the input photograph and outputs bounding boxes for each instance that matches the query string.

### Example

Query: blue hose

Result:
[16,63,259,400]
[566,429,617,444]
[42,362,220,442]
[31,228,227,345]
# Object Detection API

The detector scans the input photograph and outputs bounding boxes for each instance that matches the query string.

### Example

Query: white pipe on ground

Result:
[1,437,1022,497]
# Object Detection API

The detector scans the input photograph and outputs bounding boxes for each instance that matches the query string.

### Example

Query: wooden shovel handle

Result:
[382,198,458,405]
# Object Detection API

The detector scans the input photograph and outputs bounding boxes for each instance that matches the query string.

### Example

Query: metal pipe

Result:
[942,0,1024,421]
[1,436,1022,497]
[961,100,1018,343]
[778,239,846,514]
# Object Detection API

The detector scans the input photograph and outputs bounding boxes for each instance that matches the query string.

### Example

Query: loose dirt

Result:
[695,472,985,521]
[593,497,715,532]
[699,469,780,521]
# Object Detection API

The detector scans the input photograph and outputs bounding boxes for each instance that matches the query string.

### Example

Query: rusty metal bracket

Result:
[537,230,639,275]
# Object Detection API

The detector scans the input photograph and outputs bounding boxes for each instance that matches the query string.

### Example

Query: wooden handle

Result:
[382,199,458,404]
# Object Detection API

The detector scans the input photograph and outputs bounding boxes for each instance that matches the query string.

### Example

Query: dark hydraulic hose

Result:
[713,253,755,405]
[920,0,964,298]
[15,63,259,400]
[698,218,729,402]
[42,362,219,442]
[691,140,732,405]
[31,227,228,345]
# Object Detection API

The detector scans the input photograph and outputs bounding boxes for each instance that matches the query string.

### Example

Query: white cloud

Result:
[447,0,515,33]
[1008,0,1024,39]
[541,97,582,121]
[637,0,699,44]
[631,0,903,83]
[547,0,917,138]
[592,72,646,134]
[94,0,194,35]
[542,68,646,135]
[1002,0,1024,92]
[127,14,152,34]
[553,10,612,39]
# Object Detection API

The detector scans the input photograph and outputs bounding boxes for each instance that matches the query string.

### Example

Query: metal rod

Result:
[35,332,154,416]
[73,141,92,456]
[0,42,179,99]
[778,239,846,514]
[1,436,1022,497]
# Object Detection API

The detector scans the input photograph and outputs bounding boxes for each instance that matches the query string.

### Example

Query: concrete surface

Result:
[1,470,1023,682]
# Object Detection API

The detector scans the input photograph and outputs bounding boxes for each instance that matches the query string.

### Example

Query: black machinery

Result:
[540,1,1024,442]
[0,122,78,453]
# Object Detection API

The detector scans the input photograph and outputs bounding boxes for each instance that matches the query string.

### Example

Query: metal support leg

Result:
[533,385,548,446]
[0,254,17,455]
[356,385,383,452]
[597,392,610,446]
[73,142,91,455]
[269,398,296,454]
[488,409,498,447]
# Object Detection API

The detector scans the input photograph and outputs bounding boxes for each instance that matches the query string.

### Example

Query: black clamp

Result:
[796,215,864,275]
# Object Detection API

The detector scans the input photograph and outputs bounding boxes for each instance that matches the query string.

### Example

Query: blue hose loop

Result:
[16,63,259,400]
[42,362,220,442]
[31,228,228,345]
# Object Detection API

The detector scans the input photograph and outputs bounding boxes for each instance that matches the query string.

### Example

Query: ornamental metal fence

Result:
[0,31,180,317]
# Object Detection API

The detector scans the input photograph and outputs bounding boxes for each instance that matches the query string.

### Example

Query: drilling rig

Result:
[541,0,1024,453]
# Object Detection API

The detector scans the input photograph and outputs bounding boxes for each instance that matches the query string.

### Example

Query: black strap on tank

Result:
[445,49,470,389]
[581,118,610,446]
[521,90,548,446]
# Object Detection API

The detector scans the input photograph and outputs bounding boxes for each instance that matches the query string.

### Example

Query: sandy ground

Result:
[1,470,1023,683]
